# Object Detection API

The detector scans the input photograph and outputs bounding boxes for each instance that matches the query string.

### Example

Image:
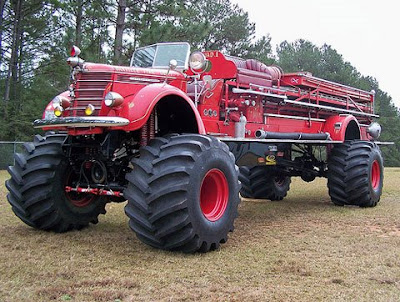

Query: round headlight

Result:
[367,122,381,139]
[52,96,71,109]
[104,92,124,107]
[189,52,208,72]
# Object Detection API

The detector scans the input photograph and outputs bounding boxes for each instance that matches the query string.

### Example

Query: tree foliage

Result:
[0,0,398,165]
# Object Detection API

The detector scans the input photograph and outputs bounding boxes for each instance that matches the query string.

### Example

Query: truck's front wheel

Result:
[124,134,240,252]
[6,133,107,232]
[327,140,383,207]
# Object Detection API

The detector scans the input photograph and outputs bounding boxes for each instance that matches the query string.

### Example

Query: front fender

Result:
[118,83,205,134]
[323,115,360,141]
[41,91,70,119]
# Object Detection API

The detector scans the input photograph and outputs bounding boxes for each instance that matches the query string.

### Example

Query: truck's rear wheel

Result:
[239,166,291,200]
[6,133,107,232]
[124,134,240,252]
[327,140,383,207]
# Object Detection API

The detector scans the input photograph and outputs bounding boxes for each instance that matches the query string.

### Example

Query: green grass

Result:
[1,169,399,301]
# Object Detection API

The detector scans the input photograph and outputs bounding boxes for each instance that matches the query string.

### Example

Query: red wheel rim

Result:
[371,160,381,191]
[200,169,229,222]
[65,170,95,208]
[66,191,94,208]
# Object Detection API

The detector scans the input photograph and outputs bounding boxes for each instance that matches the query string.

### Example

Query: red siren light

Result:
[71,45,81,57]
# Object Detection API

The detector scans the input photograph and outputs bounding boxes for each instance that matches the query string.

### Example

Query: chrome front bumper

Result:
[33,117,130,128]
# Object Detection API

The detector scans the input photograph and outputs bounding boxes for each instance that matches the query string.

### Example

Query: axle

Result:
[65,186,124,197]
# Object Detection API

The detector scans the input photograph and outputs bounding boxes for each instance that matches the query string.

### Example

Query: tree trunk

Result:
[4,0,22,103]
[114,0,126,65]
[0,0,6,64]
[75,0,83,46]
[15,28,24,110]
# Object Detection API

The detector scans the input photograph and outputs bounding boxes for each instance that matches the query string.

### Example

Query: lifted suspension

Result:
[140,112,155,146]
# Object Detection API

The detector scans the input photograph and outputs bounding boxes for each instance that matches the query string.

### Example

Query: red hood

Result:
[83,63,186,80]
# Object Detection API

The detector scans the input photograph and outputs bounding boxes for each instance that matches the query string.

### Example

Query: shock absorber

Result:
[140,112,155,146]
[149,112,155,140]
[140,122,148,146]
[85,147,91,169]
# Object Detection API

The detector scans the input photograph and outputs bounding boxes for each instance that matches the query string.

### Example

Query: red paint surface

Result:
[43,47,376,142]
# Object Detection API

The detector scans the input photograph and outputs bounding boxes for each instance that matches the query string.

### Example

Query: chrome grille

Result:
[73,72,112,116]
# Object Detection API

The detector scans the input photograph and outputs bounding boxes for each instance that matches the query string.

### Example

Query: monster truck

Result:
[6,42,384,252]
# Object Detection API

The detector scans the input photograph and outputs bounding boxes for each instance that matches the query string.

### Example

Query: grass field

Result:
[0,168,399,301]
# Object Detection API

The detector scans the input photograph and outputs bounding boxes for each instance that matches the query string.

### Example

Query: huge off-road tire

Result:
[124,134,240,253]
[327,140,383,207]
[239,166,291,200]
[6,133,107,232]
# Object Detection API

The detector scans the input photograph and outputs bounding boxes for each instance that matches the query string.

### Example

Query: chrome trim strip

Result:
[74,97,103,101]
[232,88,288,99]
[64,106,101,111]
[264,113,326,122]
[33,117,130,128]
[75,88,106,91]
[217,137,342,144]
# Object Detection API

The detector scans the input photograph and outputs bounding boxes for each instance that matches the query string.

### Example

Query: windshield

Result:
[131,42,190,69]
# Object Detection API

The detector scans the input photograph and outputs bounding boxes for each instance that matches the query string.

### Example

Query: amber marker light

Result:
[54,105,64,117]
[85,104,95,116]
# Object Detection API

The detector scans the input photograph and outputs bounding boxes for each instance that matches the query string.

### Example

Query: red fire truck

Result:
[6,42,384,252]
